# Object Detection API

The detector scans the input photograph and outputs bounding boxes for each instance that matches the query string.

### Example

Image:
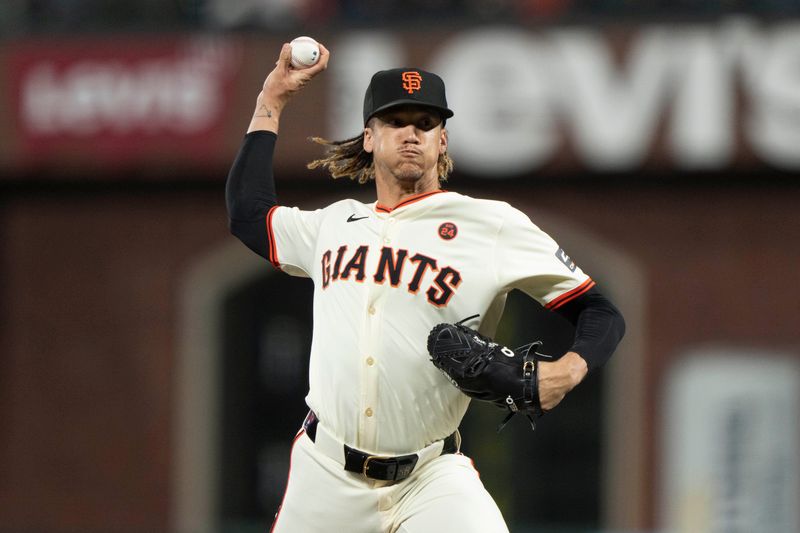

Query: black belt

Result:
[302,411,458,482]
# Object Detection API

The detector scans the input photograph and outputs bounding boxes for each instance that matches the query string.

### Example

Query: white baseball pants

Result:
[270,429,509,533]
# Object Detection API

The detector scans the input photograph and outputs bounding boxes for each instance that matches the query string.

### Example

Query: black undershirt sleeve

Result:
[225,131,279,260]
[553,286,626,372]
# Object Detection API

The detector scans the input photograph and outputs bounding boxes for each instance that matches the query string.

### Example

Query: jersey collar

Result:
[375,189,448,213]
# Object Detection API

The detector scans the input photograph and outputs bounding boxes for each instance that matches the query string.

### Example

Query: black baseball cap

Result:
[363,68,454,125]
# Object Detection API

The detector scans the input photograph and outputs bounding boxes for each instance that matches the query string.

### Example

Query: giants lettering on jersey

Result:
[320,245,462,307]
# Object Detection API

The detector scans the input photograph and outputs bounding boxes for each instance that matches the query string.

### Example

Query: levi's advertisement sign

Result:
[8,37,241,171]
[330,18,800,177]
[4,18,800,178]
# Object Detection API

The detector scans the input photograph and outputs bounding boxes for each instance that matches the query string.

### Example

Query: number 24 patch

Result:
[438,222,458,240]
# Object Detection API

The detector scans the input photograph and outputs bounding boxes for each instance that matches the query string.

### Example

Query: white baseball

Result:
[290,36,320,69]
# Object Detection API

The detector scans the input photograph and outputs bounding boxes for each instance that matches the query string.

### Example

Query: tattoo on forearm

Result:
[255,104,273,118]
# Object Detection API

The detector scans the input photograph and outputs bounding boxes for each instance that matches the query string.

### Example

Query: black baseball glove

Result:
[427,316,552,431]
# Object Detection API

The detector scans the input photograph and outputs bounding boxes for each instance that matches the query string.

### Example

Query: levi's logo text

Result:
[555,247,577,272]
[320,244,462,307]
[402,71,422,94]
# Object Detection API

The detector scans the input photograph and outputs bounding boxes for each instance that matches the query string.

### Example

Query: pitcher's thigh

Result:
[271,432,382,533]
[395,454,509,533]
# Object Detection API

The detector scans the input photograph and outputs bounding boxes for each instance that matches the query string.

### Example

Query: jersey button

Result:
[366,356,375,366]
[368,306,376,315]
[365,407,373,417]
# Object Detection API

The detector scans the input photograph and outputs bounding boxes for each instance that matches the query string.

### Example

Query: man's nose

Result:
[400,124,420,142]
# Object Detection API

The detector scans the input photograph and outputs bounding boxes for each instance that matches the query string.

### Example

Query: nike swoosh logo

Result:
[347,214,369,222]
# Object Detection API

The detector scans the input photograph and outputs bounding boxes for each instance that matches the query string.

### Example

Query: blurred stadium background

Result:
[1,1,799,532]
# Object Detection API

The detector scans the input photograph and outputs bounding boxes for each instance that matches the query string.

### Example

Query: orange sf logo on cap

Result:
[402,71,422,94]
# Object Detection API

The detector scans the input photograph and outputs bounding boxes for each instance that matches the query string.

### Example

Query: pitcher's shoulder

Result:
[317,198,374,216]
[444,192,519,216]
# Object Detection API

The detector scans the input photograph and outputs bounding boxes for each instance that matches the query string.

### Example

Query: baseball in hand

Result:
[290,36,320,69]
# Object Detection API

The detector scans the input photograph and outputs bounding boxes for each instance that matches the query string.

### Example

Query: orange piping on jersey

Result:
[266,205,282,270]
[545,278,596,310]
[269,429,305,532]
[375,189,447,213]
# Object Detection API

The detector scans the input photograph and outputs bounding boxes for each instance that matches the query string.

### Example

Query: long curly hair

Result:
[307,128,454,185]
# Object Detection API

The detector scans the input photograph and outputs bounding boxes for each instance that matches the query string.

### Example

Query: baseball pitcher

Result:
[226,41,625,532]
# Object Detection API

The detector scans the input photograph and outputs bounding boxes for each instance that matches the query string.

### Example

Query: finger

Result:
[302,42,330,76]
[317,42,331,66]
[276,43,292,69]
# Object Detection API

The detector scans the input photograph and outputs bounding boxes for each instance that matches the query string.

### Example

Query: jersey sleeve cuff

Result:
[544,278,595,310]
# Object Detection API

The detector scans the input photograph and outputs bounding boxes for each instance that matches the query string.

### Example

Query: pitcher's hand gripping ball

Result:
[427,318,552,431]
[290,36,320,69]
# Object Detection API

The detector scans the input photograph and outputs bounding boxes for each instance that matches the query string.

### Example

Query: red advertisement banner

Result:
[7,36,242,173]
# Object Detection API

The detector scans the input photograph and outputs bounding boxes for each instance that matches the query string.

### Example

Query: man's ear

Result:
[439,128,448,154]
[363,127,374,153]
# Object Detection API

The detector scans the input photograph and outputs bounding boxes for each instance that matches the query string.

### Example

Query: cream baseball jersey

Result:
[265,190,593,454]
